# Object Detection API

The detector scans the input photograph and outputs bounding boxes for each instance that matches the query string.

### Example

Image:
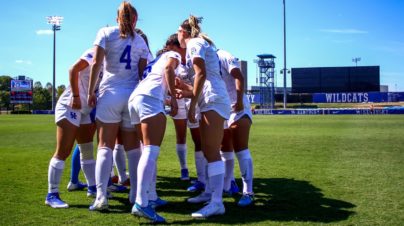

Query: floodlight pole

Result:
[282,0,287,109]
[47,16,62,111]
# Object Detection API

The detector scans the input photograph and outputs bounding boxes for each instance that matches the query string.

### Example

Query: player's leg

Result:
[173,118,189,180]
[221,127,236,195]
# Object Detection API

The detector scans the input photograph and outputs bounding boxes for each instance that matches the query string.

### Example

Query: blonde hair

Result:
[181,15,215,47]
[117,1,138,39]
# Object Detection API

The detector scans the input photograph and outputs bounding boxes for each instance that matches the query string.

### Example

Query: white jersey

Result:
[131,51,181,101]
[216,49,250,106]
[93,26,149,93]
[57,49,101,114]
[186,38,230,106]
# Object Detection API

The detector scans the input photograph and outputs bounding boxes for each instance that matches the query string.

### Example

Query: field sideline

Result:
[0,115,403,225]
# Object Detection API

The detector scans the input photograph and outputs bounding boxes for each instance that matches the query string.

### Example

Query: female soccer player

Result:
[87,1,149,211]
[128,34,181,223]
[217,49,254,207]
[45,48,99,208]
[177,15,231,218]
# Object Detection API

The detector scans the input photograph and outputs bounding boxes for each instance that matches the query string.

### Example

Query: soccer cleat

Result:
[223,180,240,196]
[107,184,128,192]
[180,168,190,180]
[191,202,225,218]
[131,203,166,223]
[87,185,97,198]
[89,197,108,211]
[187,192,212,203]
[120,178,130,186]
[187,180,205,192]
[111,175,119,184]
[149,197,168,209]
[67,181,87,191]
[238,193,254,207]
[45,192,69,208]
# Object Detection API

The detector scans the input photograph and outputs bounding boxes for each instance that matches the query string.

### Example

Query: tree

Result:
[0,75,12,91]
[34,81,43,89]
[33,86,52,110]
[57,84,66,100]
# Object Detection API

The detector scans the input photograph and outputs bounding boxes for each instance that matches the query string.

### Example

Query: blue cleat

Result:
[45,192,69,208]
[180,168,190,180]
[87,185,97,198]
[238,193,254,207]
[67,181,87,191]
[131,203,166,223]
[187,180,205,192]
[107,184,128,192]
[224,180,240,196]
[149,197,168,209]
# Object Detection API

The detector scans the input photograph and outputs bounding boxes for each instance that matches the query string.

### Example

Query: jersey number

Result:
[120,45,132,70]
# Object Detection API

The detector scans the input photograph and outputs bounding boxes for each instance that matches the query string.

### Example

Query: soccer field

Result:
[0,115,403,225]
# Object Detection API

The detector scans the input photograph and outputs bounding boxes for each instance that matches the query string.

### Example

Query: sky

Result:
[0,0,403,91]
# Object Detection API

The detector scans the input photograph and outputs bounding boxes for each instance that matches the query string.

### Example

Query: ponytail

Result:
[117,1,138,39]
[181,15,215,46]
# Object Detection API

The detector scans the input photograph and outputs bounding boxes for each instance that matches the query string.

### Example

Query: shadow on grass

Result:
[156,176,356,225]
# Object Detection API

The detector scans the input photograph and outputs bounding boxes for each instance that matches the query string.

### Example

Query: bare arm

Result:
[188,57,206,122]
[87,45,105,107]
[230,67,244,112]
[69,58,89,109]
[164,57,180,116]
[138,58,147,81]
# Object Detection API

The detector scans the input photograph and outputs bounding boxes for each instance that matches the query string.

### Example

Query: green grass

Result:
[0,115,403,225]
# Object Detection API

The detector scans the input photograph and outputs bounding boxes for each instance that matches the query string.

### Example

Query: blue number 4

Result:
[120,45,131,69]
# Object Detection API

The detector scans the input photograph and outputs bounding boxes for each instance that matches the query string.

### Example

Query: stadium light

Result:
[282,0,287,109]
[352,57,361,67]
[46,16,63,111]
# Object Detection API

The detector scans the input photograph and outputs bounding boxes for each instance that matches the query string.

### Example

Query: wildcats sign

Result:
[313,92,389,103]
[10,78,33,104]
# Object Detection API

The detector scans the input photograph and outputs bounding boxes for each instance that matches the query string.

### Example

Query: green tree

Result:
[0,75,12,110]
[57,84,66,101]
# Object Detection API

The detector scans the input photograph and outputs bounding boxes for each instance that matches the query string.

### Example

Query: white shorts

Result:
[55,102,92,127]
[199,101,231,120]
[129,95,165,125]
[96,89,133,128]
[171,98,187,120]
[227,107,253,127]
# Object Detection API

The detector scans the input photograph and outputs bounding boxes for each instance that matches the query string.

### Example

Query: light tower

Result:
[46,16,63,111]
[256,54,276,109]
[352,57,361,66]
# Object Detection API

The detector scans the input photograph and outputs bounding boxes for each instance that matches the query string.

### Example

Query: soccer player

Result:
[176,15,231,218]
[128,34,182,223]
[87,1,148,211]
[217,49,254,206]
[45,48,99,208]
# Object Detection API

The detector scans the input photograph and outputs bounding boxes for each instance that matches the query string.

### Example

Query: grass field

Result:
[0,114,403,225]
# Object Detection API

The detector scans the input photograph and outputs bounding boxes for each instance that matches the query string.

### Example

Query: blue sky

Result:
[1,0,403,91]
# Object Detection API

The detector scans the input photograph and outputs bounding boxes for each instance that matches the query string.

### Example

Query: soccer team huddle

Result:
[45,1,254,223]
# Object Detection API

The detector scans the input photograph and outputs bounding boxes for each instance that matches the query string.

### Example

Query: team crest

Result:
[190,47,197,56]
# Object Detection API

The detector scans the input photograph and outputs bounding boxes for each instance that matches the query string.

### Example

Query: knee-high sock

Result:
[126,148,141,204]
[176,143,188,169]
[70,145,81,184]
[148,163,158,201]
[236,149,254,194]
[207,161,225,203]
[194,151,207,184]
[79,142,95,187]
[48,157,65,193]
[114,144,128,183]
[95,147,113,200]
[136,145,160,207]
[220,151,235,191]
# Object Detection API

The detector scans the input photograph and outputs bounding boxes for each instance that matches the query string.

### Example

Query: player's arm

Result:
[88,45,104,107]
[165,57,179,116]
[230,67,244,112]
[69,59,89,109]
[189,57,206,122]
[138,58,147,81]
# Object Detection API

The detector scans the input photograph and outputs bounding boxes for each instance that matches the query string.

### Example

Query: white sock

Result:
[114,144,128,183]
[207,161,225,203]
[236,149,254,194]
[194,151,207,184]
[136,145,160,207]
[176,143,188,169]
[220,151,235,191]
[79,142,96,187]
[148,163,158,201]
[95,147,113,200]
[126,148,141,203]
[48,157,65,193]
